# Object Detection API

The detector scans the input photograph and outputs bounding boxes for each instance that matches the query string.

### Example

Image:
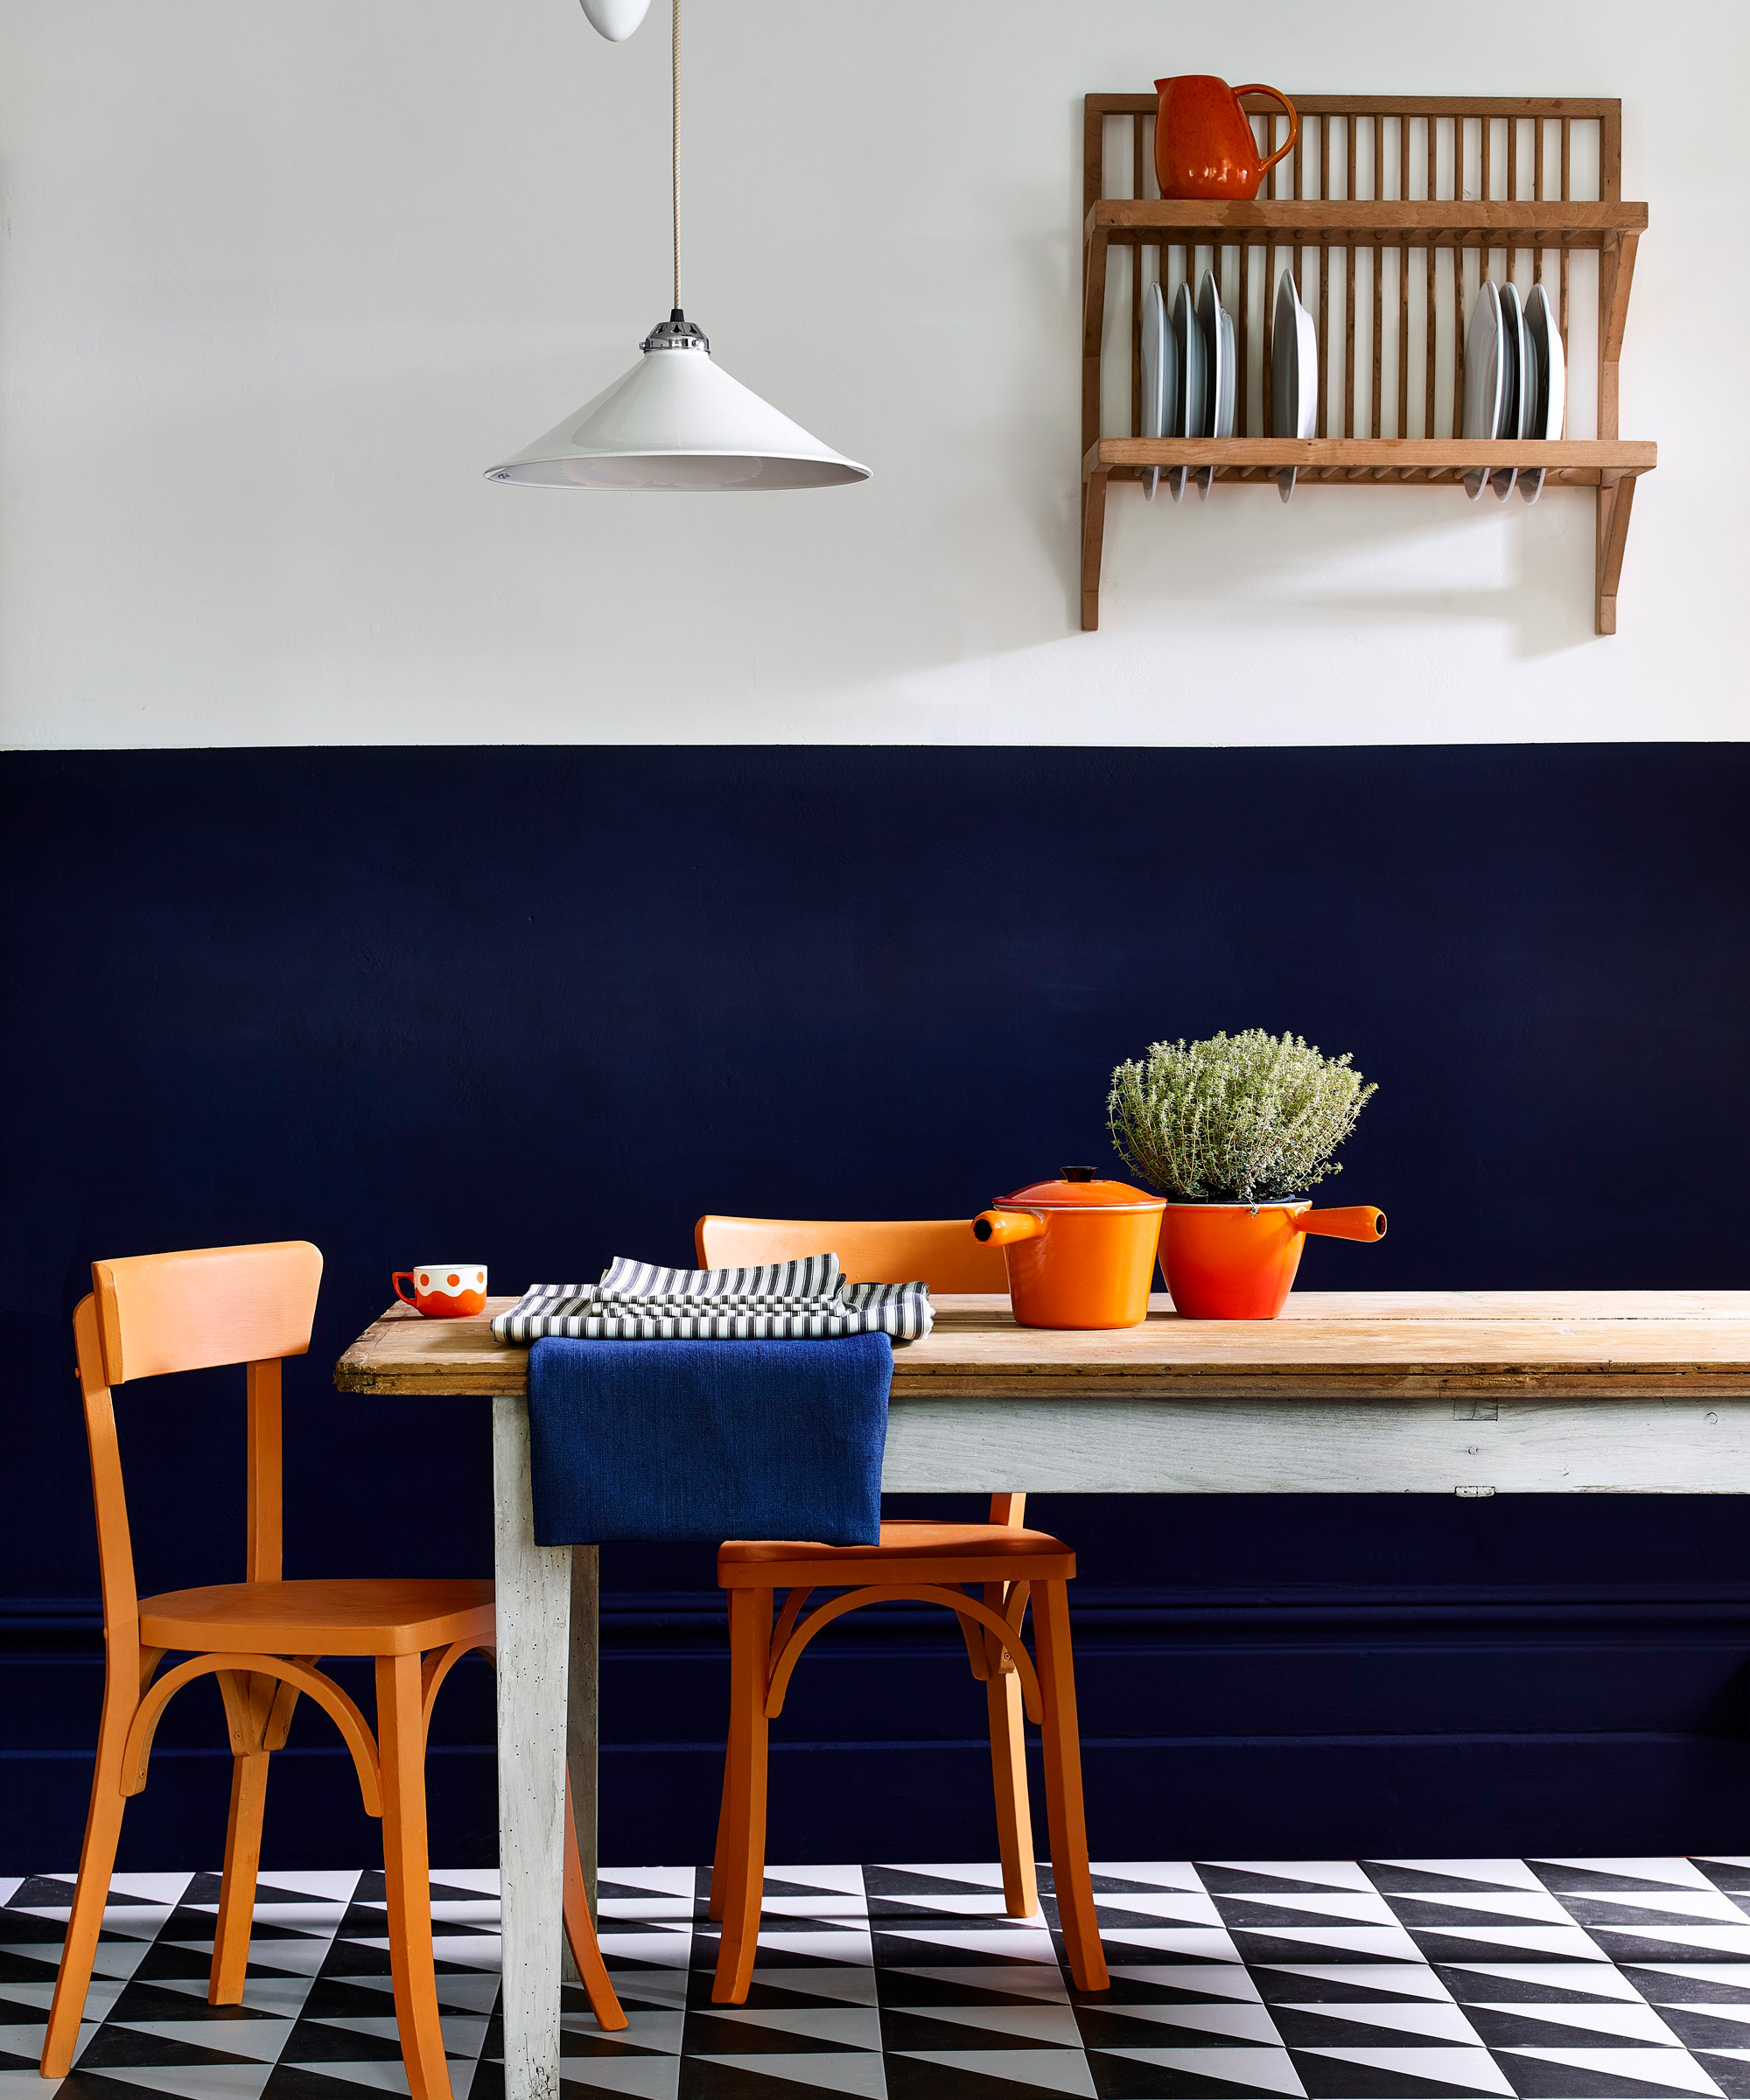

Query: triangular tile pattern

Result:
[12,1861,1750,2098]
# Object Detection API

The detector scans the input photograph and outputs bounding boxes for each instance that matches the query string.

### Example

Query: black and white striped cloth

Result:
[492,1253,934,1344]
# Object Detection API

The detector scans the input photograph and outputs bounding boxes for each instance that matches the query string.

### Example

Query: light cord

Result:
[670,0,681,311]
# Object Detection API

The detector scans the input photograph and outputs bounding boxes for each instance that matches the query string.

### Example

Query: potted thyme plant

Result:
[1107,1028,1386,1319]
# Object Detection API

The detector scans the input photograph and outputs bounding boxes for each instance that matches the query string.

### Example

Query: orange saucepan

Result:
[971,1167,1165,1329]
[1158,1200,1387,1320]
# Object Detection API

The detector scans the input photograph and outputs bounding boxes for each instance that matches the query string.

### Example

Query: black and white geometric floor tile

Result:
[11,1860,1750,2100]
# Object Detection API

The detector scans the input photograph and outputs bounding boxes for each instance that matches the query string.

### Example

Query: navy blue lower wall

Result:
[4,743,1749,1867]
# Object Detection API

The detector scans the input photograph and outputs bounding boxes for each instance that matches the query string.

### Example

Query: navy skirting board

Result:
[3,742,1749,1867]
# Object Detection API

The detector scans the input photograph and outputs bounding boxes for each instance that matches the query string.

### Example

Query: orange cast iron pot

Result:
[1158,1200,1387,1320]
[971,1167,1166,1330]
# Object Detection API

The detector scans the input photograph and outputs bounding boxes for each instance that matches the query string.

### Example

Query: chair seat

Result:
[718,1520,1074,1588]
[139,1577,496,1656]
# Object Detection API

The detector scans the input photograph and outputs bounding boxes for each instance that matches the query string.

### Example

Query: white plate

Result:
[1171,281,1205,503]
[1296,289,1318,442]
[1517,323,1540,498]
[1219,309,1237,437]
[1460,278,1503,501]
[1195,269,1228,499]
[1492,281,1525,500]
[1519,279,1565,505]
[1140,280,1177,501]
[1271,270,1318,502]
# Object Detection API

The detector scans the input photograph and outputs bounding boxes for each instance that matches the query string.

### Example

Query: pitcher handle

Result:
[1235,83,1299,179]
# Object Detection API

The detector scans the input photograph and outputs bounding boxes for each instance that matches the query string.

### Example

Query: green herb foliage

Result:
[1107,1029,1377,1202]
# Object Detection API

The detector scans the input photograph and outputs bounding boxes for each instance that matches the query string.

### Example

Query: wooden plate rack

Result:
[1081,94,1654,635]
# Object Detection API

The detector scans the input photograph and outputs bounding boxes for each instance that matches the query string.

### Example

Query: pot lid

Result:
[994,1166,1166,1211]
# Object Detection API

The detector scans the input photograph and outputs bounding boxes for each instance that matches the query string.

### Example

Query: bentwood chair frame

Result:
[693,1215,1108,2004]
[42,1241,622,2100]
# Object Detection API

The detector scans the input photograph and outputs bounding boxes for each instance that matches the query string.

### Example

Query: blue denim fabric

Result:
[526,1333,892,1546]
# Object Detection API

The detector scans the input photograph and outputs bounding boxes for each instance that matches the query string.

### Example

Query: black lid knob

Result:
[1062,1166,1096,1181]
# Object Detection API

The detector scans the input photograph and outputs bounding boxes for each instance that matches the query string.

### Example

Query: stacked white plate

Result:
[1169,282,1205,502]
[1194,269,1237,500]
[1519,282,1565,504]
[1270,270,1319,502]
[1462,276,1565,503]
[1139,282,1177,501]
[1139,270,1235,504]
[1145,268,1564,512]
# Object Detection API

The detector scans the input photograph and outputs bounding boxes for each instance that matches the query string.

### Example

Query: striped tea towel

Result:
[493,1252,934,1344]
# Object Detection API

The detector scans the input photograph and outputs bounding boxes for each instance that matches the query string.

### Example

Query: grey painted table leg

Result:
[492,1396,570,2100]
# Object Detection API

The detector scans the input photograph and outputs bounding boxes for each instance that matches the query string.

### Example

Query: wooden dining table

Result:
[335,1286,1750,2100]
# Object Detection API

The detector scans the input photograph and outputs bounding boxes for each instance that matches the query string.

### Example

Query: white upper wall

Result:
[0,0,1743,749]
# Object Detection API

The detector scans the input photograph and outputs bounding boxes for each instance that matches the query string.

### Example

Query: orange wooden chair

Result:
[692,1215,1109,2004]
[41,1241,623,2099]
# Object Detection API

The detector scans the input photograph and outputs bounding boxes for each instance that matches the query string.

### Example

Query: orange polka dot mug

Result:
[393,1264,487,1319]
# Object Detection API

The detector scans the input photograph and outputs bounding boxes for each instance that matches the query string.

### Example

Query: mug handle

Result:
[392,1271,419,1307]
[1235,84,1299,179]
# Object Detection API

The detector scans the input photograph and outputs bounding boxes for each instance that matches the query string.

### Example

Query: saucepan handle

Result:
[972,1210,1046,1247]
[1295,1206,1387,1242]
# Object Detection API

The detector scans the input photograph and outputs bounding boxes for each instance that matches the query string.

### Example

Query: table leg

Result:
[493,1396,570,2100]
[568,1546,599,1915]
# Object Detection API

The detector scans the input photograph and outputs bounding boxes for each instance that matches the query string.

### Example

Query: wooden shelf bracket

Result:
[1081,464,1110,634]
[1596,472,1636,637]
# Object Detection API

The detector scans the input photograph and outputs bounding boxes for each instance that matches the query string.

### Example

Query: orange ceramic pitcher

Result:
[1158,1200,1385,1320]
[1154,75,1298,201]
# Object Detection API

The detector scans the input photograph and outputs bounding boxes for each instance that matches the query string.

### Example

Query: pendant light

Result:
[487,0,868,492]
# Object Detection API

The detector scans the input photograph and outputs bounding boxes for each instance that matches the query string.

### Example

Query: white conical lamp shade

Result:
[486,326,869,492]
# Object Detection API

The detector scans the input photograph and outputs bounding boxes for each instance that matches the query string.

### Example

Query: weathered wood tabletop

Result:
[336,1290,1750,1401]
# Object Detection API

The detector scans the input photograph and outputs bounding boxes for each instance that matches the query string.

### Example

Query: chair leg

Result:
[705,1754,733,1922]
[563,1774,626,2031]
[376,1653,454,2100]
[986,1668,1040,1918]
[984,1577,1039,1920]
[41,1679,134,2076]
[711,1587,772,2006]
[1031,1579,1108,1993]
[209,1749,271,2004]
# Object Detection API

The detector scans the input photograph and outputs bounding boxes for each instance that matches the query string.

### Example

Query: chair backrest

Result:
[74,1242,325,1643]
[694,1214,1008,1293]
[93,1241,323,1384]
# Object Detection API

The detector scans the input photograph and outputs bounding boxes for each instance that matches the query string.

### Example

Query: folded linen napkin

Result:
[527,1331,891,1544]
[493,1252,933,1343]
